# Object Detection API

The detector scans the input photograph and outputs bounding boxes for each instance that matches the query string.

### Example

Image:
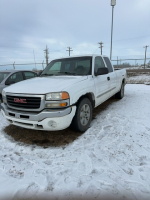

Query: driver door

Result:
[94,56,110,106]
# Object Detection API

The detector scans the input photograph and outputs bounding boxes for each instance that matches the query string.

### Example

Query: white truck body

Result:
[1,54,127,132]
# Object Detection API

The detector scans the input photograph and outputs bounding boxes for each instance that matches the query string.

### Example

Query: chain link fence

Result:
[0,58,150,71]
[111,58,150,69]
[0,62,46,71]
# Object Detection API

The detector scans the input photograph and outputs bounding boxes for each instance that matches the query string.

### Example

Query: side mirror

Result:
[95,68,108,76]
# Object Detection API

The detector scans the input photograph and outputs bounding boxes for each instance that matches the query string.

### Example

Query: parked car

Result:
[1,55,127,132]
[0,70,37,102]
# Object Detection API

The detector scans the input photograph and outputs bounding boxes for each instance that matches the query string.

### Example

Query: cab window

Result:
[103,57,113,72]
[94,56,106,75]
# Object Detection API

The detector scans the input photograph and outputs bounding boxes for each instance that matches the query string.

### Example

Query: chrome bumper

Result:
[1,103,72,121]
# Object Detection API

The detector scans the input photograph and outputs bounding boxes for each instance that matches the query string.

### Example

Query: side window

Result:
[94,56,106,74]
[24,72,37,80]
[103,57,113,73]
[6,72,24,84]
[65,63,71,71]
[74,60,91,75]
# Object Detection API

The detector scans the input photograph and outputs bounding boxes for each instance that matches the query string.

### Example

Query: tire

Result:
[71,98,92,132]
[115,83,125,99]
[0,95,2,104]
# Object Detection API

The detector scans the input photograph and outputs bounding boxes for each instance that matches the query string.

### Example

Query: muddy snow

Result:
[0,84,150,200]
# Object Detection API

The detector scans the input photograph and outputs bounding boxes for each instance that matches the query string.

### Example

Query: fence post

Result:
[117,56,118,68]
[42,60,44,70]
[13,62,15,69]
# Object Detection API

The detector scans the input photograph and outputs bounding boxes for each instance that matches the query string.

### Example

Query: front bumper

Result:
[1,103,76,131]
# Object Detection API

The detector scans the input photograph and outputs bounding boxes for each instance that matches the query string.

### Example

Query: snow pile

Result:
[127,74,150,85]
[0,84,150,200]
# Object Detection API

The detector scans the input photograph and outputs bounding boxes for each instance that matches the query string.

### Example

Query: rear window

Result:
[24,72,37,79]
[103,57,113,73]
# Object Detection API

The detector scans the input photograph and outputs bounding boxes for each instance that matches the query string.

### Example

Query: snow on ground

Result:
[0,84,150,200]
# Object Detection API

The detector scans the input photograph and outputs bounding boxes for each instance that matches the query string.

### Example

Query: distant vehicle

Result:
[1,55,127,132]
[0,70,37,102]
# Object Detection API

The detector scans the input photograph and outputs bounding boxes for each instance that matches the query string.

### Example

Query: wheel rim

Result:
[80,104,90,126]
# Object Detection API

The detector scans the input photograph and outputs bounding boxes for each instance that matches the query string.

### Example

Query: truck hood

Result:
[4,76,88,94]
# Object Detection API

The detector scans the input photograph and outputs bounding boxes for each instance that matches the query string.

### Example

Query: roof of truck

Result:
[51,54,108,60]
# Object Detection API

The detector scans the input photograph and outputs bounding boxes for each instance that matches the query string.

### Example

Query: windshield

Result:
[0,72,10,83]
[41,56,92,76]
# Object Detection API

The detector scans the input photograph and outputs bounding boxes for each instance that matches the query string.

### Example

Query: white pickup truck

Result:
[1,55,126,132]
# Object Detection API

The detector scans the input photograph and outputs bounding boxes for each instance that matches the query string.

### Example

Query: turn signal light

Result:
[45,102,67,108]
[60,102,67,107]
[61,92,69,100]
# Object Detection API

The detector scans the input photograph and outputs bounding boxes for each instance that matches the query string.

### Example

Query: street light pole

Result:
[110,0,116,61]
[143,45,149,69]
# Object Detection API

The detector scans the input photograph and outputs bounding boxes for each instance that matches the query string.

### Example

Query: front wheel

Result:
[115,83,125,99]
[70,98,92,132]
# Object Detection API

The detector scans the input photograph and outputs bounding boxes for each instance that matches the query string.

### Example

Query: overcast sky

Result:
[0,0,150,69]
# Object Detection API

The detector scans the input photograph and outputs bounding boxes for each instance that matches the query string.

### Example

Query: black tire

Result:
[115,83,125,99]
[70,98,92,132]
[0,95,2,104]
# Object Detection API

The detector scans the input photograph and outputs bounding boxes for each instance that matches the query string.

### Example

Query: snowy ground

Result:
[0,84,150,200]
[127,73,150,85]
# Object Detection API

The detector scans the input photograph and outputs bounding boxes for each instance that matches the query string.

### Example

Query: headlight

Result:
[46,92,69,101]
[2,90,6,97]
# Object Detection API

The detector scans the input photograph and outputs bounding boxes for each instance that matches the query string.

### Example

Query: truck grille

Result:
[6,95,41,109]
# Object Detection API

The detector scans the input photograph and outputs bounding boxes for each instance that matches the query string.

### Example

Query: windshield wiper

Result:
[40,74,54,76]
[57,72,76,75]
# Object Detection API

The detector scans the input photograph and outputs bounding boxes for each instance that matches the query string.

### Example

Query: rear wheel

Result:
[115,83,125,99]
[70,98,92,132]
[0,95,2,104]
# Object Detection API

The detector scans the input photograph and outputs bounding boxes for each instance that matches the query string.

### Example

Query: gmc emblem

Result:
[14,98,27,103]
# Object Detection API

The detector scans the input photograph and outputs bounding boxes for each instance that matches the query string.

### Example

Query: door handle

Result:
[107,77,110,81]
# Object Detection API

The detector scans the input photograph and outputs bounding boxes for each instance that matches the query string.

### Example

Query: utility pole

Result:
[66,47,73,56]
[143,45,149,69]
[98,42,104,55]
[44,45,49,66]
[110,0,116,60]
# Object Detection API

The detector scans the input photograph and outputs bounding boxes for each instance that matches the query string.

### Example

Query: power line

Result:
[0,34,150,51]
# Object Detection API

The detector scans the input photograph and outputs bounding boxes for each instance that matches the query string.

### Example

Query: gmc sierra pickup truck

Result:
[1,55,126,132]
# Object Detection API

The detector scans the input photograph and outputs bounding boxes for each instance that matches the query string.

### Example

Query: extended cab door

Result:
[103,57,117,97]
[94,56,110,106]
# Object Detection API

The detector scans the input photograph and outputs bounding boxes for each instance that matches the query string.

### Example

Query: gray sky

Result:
[0,0,150,69]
